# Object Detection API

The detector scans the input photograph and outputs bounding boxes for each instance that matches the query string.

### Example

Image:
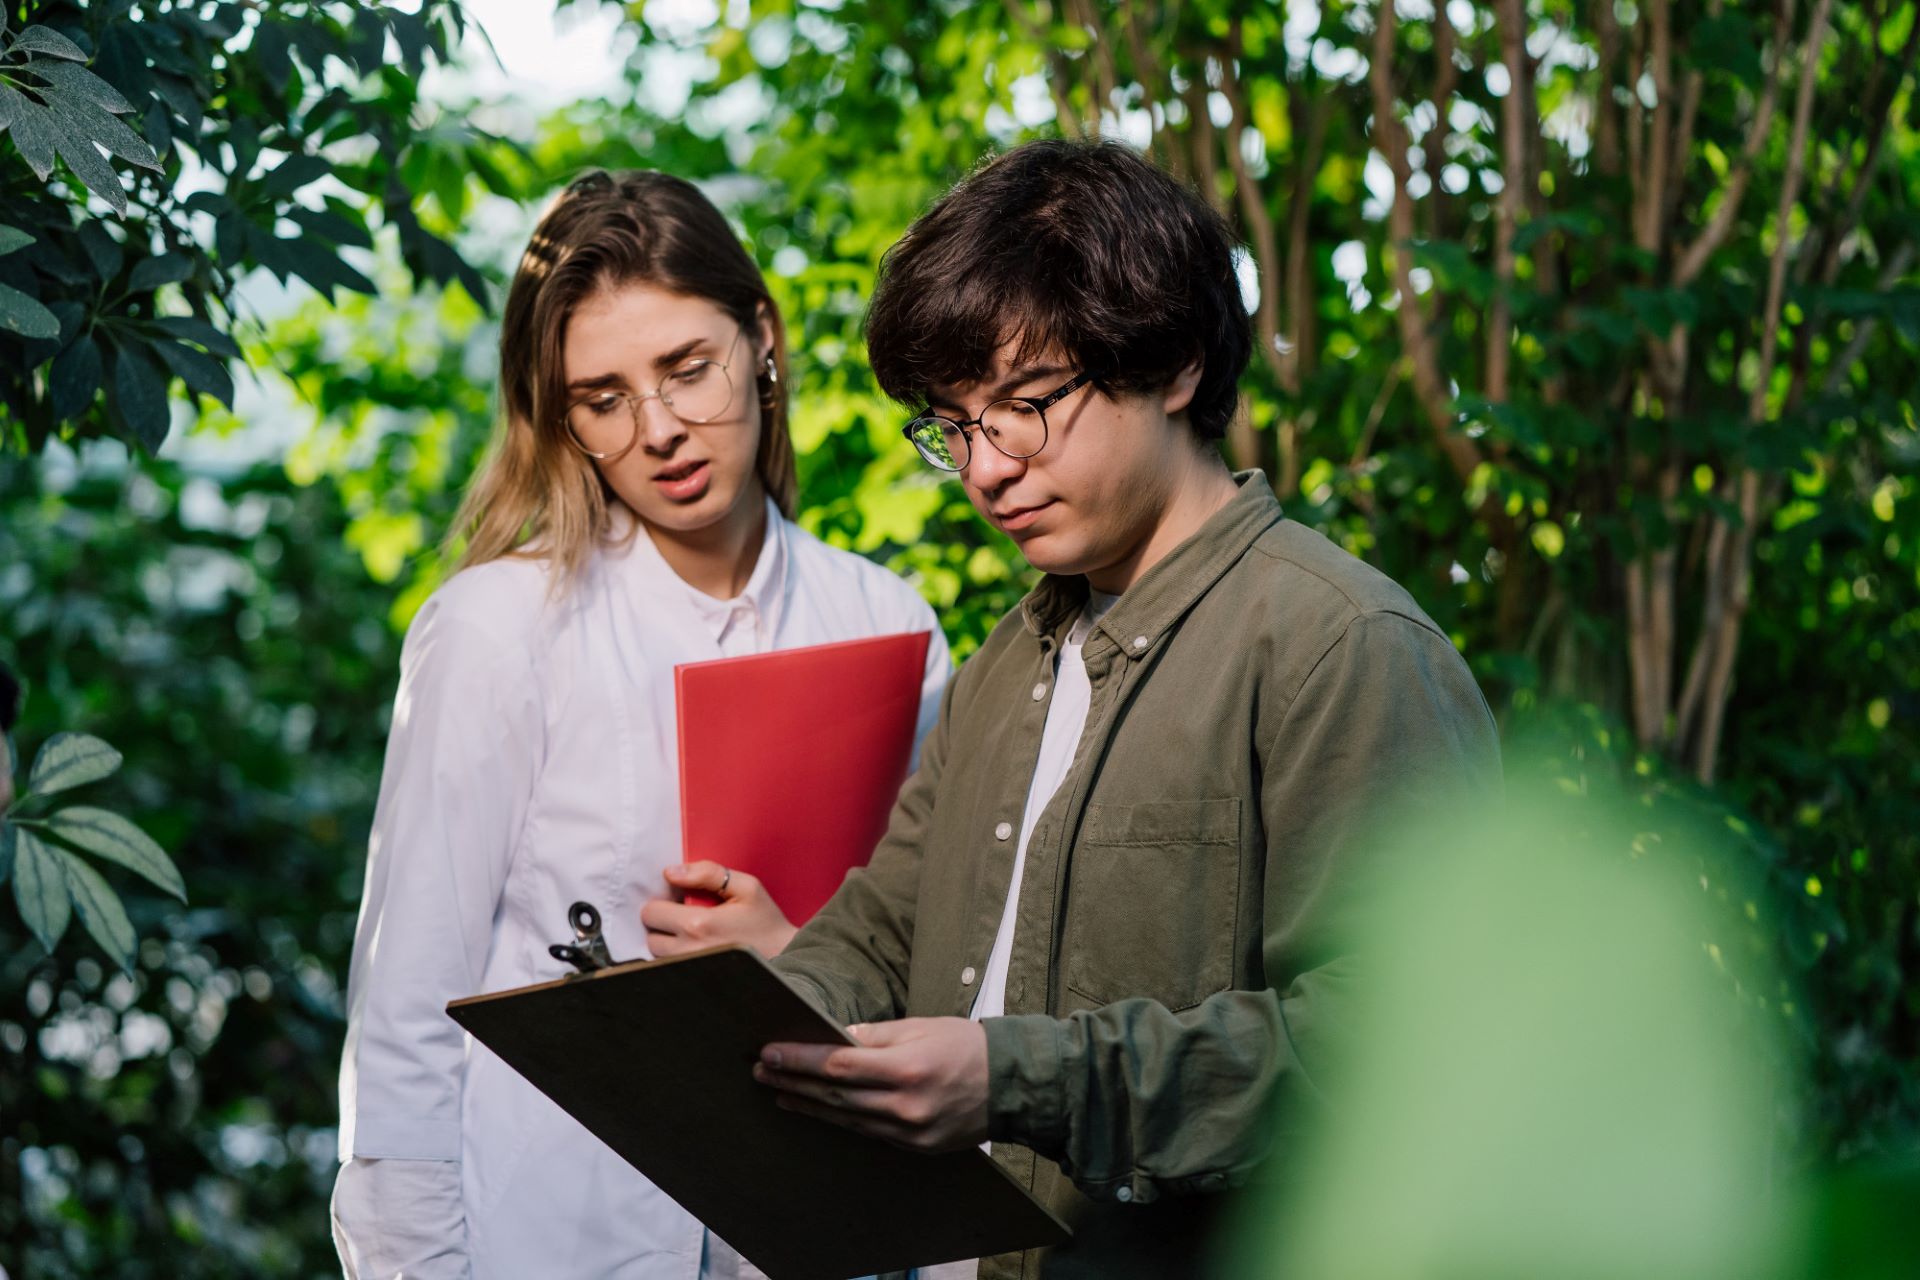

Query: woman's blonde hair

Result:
[451,170,798,589]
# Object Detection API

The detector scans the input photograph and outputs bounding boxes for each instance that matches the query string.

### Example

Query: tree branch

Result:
[1423,5,1460,239]
[1183,51,1227,218]
[1368,0,1511,544]
[1802,13,1920,287]
[1121,0,1175,172]
[1672,0,1798,285]
[1664,0,1723,231]
[1687,0,1835,782]
[1593,0,1623,175]
[1821,242,1916,395]
[1220,25,1283,387]
[1488,0,1529,404]
[1634,0,1674,255]
[1006,0,1085,137]
[1066,0,1120,133]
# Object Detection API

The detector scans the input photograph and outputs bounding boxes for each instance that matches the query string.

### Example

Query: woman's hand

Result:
[641,861,798,958]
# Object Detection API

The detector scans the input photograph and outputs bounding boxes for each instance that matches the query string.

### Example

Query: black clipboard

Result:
[446,945,1070,1279]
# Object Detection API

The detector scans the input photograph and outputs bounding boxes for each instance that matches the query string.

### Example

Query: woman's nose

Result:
[637,395,688,453]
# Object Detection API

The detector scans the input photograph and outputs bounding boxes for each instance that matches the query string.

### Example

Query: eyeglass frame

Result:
[560,324,753,462]
[900,370,1096,472]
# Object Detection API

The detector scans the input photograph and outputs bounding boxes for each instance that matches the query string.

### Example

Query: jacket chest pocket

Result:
[1062,798,1242,1013]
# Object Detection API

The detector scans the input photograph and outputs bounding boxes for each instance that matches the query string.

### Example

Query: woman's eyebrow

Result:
[651,337,711,371]
[566,336,718,391]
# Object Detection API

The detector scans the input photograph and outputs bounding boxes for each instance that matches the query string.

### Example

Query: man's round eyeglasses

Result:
[901,371,1094,472]
[562,326,747,462]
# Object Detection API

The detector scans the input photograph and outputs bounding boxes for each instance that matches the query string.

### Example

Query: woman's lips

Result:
[993,499,1055,531]
[654,459,711,502]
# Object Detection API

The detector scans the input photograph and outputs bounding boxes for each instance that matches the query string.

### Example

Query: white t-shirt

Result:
[970,587,1119,1023]
[331,498,950,1280]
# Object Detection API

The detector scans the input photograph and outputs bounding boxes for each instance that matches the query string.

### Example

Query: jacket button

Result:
[995,821,1013,841]
[961,966,977,985]
[1116,1185,1134,1202]
[1031,682,1047,701]
[1131,635,1148,652]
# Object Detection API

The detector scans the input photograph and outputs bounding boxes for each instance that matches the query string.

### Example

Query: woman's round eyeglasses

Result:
[901,371,1093,472]
[562,326,747,462]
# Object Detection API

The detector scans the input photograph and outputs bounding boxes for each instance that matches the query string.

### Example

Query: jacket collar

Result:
[1019,470,1284,661]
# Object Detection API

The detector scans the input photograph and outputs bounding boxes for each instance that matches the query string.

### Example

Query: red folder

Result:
[675,630,932,924]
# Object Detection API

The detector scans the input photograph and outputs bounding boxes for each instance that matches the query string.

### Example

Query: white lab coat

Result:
[333,498,950,1279]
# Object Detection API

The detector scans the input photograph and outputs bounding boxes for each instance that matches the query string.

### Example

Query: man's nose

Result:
[962,428,1026,491]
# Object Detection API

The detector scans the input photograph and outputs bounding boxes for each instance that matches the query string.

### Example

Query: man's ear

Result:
[1162,359,1204,417]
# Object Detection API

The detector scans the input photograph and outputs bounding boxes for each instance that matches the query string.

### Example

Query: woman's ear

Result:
[1162,359,1204,416]
[754,302,778,369]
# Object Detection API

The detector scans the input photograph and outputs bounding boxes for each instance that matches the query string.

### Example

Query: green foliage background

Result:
[1,0,1916,1273]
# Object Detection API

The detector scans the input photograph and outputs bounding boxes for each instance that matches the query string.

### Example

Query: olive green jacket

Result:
[773,472,1502,1278]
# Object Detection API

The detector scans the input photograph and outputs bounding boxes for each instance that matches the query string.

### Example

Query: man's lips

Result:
[990,499,1055,531]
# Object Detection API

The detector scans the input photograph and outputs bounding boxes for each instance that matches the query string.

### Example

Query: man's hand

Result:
[754,1017,990,1152]
[641,861,798,958]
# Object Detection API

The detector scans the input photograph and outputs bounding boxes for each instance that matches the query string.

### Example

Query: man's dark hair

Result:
[865,138,1252,443]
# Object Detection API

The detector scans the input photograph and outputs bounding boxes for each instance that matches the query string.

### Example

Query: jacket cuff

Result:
[983,1013,1073,1155]
[340,1109,462,1162]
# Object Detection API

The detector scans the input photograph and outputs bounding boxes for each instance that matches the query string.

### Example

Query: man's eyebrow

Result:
[565,337,716,392]
[926,363,1071,413]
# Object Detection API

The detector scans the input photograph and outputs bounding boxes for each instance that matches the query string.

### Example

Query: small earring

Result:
[762,356,779,386]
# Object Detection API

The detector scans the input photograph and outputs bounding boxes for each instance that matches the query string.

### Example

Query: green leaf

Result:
[253,21,293,94]
[56,849,135,973]
[128,251,192,292]
[0,223,32,255]
[149,73,203,135]
[42,89,160,171]
[45,807,184,902]
[43,108,130,215]
[28,732,122,796]
[49,333,102,419]
[288,205,372,250]
[0,84,59,180]
[0,824,15,885]
[257,152,330,200]
[77,219,123,277]
[278,236,376,298]
[10,24,88,62]
[12,829,71,953]
[27,58,134,114]
[0,283,60,339]
[152,338,235,407]
[110,340,172,451]
[147,314,241,359]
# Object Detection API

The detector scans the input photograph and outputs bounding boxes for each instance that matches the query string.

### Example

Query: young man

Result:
[755,140,1502,1277]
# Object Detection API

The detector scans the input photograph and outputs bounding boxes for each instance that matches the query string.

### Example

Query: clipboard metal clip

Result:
[548,901,620,977]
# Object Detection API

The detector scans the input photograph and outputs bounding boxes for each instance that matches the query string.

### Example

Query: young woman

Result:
[331,170,950,1280]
